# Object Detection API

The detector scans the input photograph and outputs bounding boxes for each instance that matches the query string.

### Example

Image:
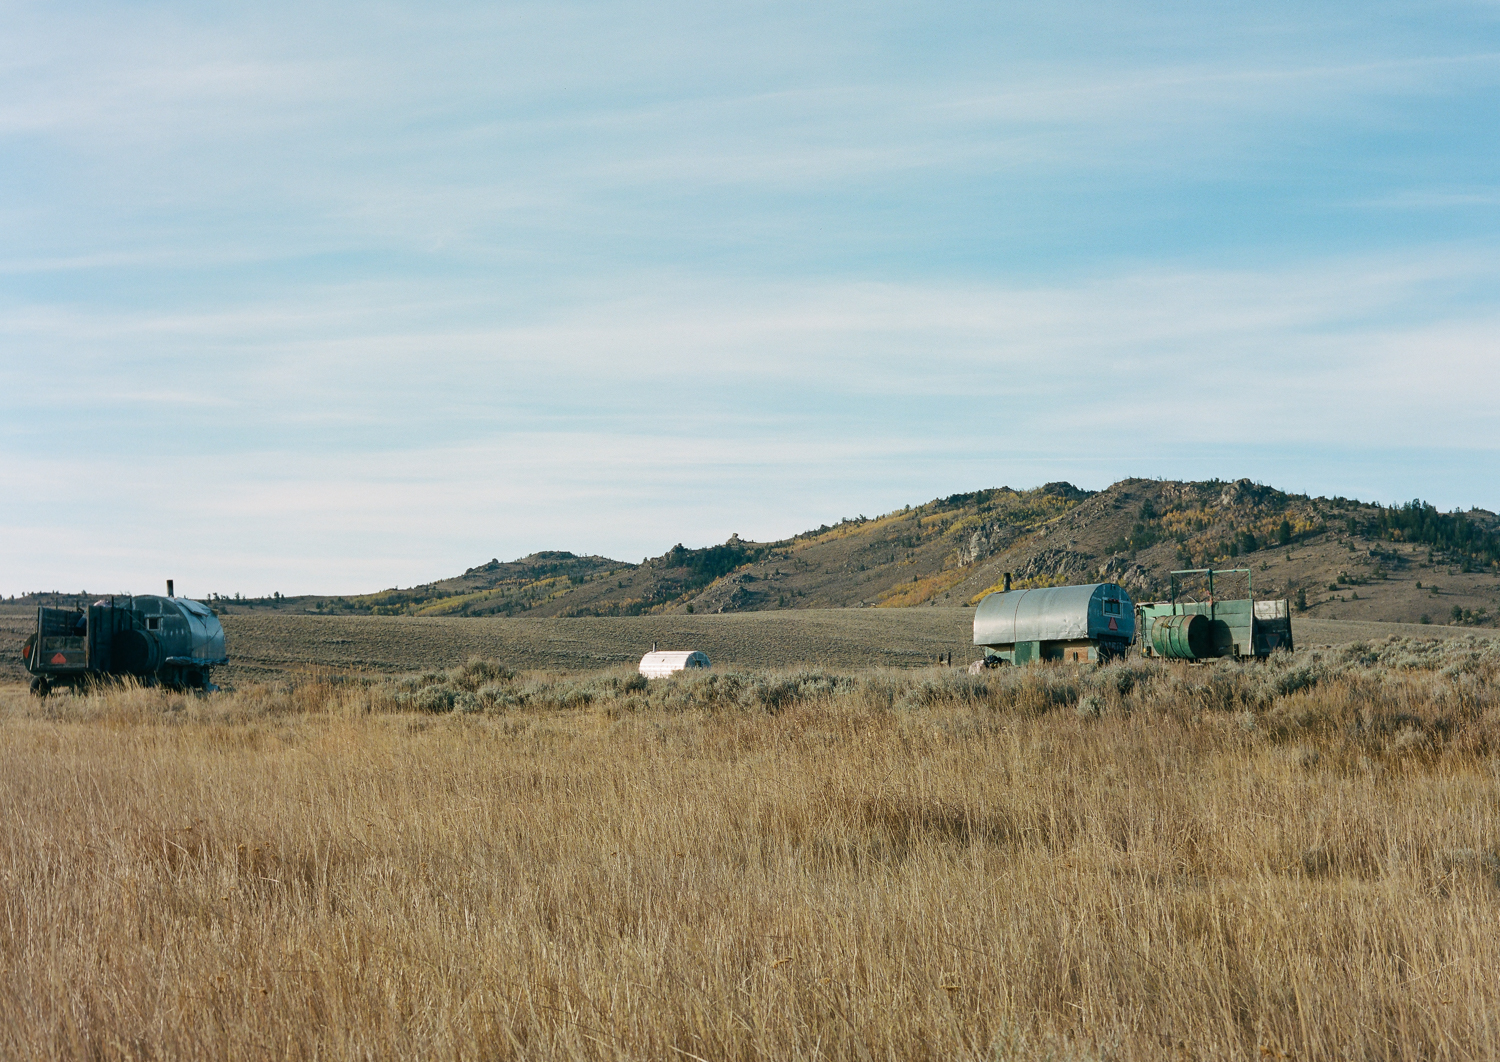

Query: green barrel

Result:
[1151,613,1213,660]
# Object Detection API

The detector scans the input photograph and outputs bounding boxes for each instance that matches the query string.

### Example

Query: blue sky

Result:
[3,0,1499,597]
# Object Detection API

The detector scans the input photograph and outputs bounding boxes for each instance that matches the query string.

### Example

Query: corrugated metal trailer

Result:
[639,649,711,678]
[973,581,1135,665]
[1135,567,1293,661]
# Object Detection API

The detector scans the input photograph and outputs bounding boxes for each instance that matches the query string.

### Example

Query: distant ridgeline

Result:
[1354,501,1500,569]
[183,477,1494,626]
[662,538,772,590]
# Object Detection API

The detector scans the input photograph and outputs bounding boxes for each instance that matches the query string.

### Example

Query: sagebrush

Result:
[2,636,1498,1060]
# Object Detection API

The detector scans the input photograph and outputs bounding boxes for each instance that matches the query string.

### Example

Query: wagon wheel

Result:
[29,676,50,698]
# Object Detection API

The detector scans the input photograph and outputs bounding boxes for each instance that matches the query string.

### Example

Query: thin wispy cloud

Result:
[3,0,1498,594]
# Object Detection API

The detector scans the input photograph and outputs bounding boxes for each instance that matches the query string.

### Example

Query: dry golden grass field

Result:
[3,634,1500,1060]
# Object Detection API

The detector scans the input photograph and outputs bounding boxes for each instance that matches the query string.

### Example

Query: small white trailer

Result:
[639,649,712,678]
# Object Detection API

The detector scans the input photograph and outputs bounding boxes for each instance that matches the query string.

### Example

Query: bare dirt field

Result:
[180,611,1500,688]
[2,641,1498,1060]
[0,606,983,687]
[2,605,1494,688]
[210,608,984,684]
[1294,616,1498,647]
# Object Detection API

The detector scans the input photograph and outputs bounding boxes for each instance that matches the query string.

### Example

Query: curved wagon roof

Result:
[973,582,1134,647]
[639,650,711,678]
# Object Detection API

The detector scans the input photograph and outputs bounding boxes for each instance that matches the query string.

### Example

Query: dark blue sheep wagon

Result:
[22,583,227,695]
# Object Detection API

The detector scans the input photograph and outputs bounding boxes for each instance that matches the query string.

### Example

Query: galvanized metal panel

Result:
[973,583,1135,648]
[639,650,711,678]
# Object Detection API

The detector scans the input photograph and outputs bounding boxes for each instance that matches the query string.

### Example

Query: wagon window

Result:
[1103,599,1120,615]
[147,617,161,631]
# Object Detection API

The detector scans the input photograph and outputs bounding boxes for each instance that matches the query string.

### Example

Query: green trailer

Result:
[1135,568,1293,661]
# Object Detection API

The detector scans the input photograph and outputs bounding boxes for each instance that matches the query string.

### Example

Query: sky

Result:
[3,0,1499,598]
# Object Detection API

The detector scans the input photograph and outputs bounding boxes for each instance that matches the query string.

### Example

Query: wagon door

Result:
[85,604,119,672]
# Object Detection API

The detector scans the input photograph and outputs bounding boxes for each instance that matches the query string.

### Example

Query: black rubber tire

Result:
[29,676,50,698]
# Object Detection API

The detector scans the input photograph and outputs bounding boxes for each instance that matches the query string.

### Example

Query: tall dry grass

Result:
[2,638,1499,1060]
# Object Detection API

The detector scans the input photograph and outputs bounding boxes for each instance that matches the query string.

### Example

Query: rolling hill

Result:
[12,478,1498,630]
[289,477,1500,629]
